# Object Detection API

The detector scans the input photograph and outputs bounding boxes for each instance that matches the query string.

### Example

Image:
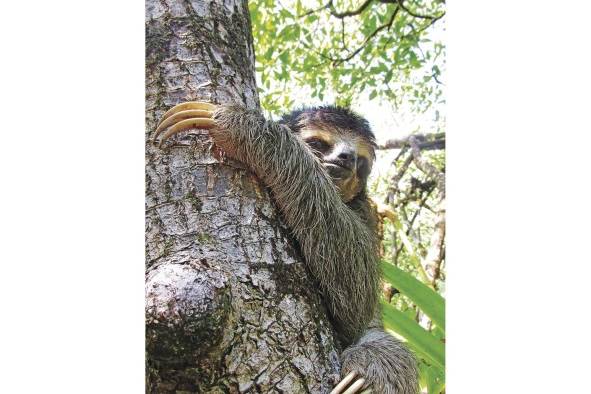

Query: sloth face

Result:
[300,128,374,202]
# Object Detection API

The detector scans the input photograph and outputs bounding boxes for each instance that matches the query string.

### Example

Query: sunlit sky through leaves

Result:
[257,0,445,176]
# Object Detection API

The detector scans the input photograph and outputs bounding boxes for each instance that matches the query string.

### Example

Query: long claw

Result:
[158,118,216,147]
[342,378,365,394]
[154,109,213,141]
[160,101,216,123]
[331,371,357,394]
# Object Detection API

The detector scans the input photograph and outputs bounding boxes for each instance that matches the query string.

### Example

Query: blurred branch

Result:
[424,204,445,289]
[408,135,446,287]
[373,198,397,222]
[395,220,431,284]
[380,134,445,288]
[386,151,413,203]
[409,135,445,198]
[394,145,408,161]
[406,185,435,235]
[379,132,445,150]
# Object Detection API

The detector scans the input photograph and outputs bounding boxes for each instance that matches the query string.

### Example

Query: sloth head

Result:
[280,106,377,202]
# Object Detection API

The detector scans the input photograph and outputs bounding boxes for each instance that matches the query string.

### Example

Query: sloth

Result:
[154,102,418,394]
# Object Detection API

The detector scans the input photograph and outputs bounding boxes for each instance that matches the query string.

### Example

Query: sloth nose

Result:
[338,150,354,161]
[334,147,356,170]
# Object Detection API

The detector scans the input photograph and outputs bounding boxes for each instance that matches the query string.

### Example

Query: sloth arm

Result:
[156,103,380,344]
[213,105,380,344]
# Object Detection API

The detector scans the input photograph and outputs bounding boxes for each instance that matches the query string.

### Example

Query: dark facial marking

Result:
[305,137,330,155]
[279,105,377,155]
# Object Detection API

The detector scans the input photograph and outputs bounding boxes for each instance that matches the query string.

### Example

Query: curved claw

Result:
[154,109,213,141]
[159,101,216,123]
[154,101,218,147]
[158,118,216,147]
[331,371,368,394]
[343,379,365,394]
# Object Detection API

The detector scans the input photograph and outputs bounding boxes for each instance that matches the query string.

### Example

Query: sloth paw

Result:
[333,329,419,394]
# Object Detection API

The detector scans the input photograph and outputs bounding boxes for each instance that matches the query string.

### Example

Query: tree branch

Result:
[386,150,413,203]
[330,6,400,65]
[298,1,331,18]
[409,135,445,198]
[395,0,442,20]
[400,10,445,41]
[424,204,445,289]
[340,18,347,50]
[301,0,444,68]
[380,132,445,150]
[405,185,435,236]
[329,0,375,19]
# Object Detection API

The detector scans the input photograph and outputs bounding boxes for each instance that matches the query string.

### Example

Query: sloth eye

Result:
[357,157,370,176]
[306,138,330,153]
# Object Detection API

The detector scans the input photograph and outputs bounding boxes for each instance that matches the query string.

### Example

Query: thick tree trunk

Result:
[145,1,340,392]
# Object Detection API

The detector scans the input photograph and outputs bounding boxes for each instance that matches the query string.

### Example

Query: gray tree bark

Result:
[145,1,341,392]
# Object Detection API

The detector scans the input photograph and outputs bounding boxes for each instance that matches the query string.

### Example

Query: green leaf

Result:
[278,51,289,64]
[279,9,293,19]
[369,90,377,100]
[419,362,445,394]
[381,261,445,331]
[384,70,393,84]
[382,301,445,369]
[305,14,318,24]
[263,46,274,61]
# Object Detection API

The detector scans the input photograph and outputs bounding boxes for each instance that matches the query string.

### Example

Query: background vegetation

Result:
[250,1,446,392]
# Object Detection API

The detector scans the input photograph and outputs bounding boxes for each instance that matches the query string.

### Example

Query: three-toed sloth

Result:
[155,102,418,394]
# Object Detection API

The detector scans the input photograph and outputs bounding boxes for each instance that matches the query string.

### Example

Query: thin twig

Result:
[386,150,413,202]
[330,7,400,65]
[406,186,435,236]
[409,135,445,198]
[329,0,374,18]
[400,11,445,41]
[298,1,331,18]
[340,18,347,50]
[396,0,441,20]
[380,132,445,150]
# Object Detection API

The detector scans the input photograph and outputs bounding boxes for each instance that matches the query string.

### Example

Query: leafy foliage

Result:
[372,148,446,393]
[381,261,444,330]
[250,0,445,121]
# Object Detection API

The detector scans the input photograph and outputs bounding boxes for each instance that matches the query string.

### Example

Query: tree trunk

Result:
[145,1,340,392]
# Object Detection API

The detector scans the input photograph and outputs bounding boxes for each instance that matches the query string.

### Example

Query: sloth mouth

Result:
[324,162,352,179]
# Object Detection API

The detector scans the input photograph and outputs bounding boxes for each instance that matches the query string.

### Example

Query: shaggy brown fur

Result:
[211,105,419,393]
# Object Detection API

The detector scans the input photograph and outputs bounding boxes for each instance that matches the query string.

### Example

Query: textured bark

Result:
[145,1,341,393]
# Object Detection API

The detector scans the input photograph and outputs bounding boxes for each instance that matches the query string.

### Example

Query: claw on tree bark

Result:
[159,101,217,121]
[154,101,218,146]
[154,109,213,138]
